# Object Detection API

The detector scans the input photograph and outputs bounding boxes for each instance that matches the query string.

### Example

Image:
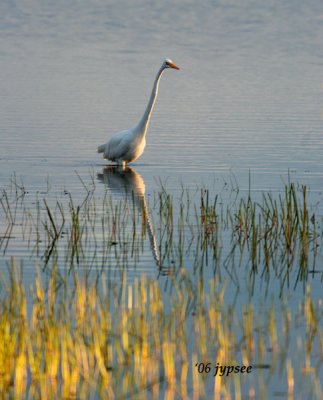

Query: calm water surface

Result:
[0,0,322,397]
[1,0,322,271]
[1,0,322,188]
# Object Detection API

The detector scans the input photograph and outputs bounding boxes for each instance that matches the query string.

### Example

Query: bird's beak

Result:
[168,61,180,70]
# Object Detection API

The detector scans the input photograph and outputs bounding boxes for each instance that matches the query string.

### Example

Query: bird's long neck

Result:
[137,66,165,136]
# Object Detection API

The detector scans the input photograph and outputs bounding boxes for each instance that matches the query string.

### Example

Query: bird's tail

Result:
[97,143,105,153]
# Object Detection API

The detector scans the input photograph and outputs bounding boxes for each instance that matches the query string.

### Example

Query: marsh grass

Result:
[0,262,321,399]
[0,175,322,398]
[0,176,322,288]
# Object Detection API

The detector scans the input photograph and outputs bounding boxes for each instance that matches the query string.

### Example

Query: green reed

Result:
[0,175,322,398]
[0,177,321,289]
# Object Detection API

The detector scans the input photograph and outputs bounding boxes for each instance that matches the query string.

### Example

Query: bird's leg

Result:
[116,159,126,170]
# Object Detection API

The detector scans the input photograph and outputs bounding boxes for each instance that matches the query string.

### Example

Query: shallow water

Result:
[1,0,322,189]
[1,0,322,278]
[0,0,323,398]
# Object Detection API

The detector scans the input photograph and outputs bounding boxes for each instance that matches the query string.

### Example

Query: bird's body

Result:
[98,59,179,166]
[98,127,146,164]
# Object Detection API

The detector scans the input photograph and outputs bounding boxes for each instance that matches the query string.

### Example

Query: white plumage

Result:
[98,59,180,166]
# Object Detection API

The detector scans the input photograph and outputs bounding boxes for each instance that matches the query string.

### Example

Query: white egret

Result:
[97,59,180,166]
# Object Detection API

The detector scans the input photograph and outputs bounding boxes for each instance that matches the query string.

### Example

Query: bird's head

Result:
[164,59,180,70]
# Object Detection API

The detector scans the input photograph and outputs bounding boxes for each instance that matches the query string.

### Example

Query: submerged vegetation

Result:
[0,172,322,398]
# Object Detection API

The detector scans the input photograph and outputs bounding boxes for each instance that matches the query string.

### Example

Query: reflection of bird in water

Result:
[97,59,180,167]
[97,166,160,268]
